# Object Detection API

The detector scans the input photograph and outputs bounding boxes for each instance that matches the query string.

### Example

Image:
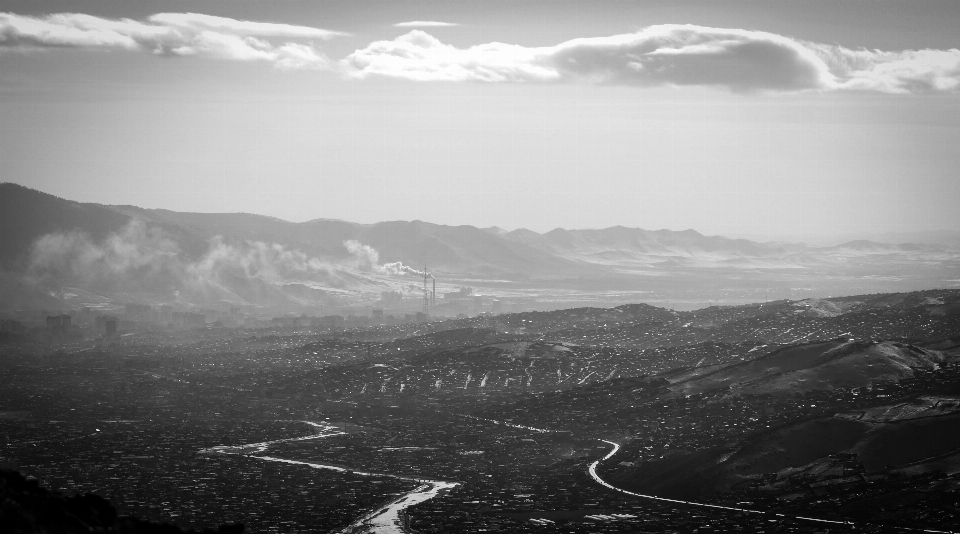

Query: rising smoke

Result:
[26,220,182,289]
[343,239,431,277]
[24,221,431,305]
[26,220,346,302]
[189,237,335,285]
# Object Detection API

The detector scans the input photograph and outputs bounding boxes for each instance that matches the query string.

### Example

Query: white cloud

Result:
[393,21,460,28]
[0,11,341,69]
[342,30,556,82]
[343,24,960,94]
[0,13,158,51]
[148,12,347,40]
[4,13,958,93]
[810,45,960,94]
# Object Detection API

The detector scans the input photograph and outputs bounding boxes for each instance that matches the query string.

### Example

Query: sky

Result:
[1,0,959,239]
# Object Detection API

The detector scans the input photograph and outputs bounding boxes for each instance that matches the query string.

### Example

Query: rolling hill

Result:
[668,340,949,397]
[607,395,960,501]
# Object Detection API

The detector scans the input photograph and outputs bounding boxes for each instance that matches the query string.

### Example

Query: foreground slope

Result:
[0,469,244,534]
[604,394,960,503]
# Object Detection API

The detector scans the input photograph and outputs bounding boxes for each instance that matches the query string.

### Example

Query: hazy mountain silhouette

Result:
[1,184,957,310]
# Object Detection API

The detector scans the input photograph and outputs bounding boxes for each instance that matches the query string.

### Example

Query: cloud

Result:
[147,12,346,39]
[0,11,343,69]
[4,13,957,93]
[393,21,460,28]
[343,24,960,94]
[809,45,960,94]
[342,30,555,83]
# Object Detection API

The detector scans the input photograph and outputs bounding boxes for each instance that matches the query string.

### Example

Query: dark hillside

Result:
[0,183,131,269]
[0,469,243,534]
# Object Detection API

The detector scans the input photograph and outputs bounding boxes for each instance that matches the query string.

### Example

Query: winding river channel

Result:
[199,421,458,534]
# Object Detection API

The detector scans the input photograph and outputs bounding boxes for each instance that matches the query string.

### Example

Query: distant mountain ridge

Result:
[502,225,794,261]
[1,183,958,310]
[0,183,795,277]
[4,183,953,270]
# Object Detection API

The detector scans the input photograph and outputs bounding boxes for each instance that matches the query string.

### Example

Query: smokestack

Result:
[432,278,436,305]
[423,266,429,316]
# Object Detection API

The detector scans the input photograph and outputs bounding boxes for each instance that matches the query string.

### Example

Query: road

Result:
[588,439,957,534]
[467,415,957,533]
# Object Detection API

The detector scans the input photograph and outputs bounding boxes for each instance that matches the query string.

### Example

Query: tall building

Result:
[105,317,118,338]
[444,287,473,300]
[380,291,403,304]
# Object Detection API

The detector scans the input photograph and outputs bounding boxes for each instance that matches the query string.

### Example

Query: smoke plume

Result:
[343,240,431,277]
[26,220,346,302]
[23,221,437,308]
[190,237,334,284]
[26,220,181,288]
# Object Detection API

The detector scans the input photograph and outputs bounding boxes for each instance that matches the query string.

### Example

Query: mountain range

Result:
[1,183,958,311]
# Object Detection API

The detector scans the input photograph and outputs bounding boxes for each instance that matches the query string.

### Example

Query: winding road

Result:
[467,416,957,534]
[588,439,957,534]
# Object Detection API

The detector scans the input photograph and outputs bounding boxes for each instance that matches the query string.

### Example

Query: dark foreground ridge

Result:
[0,469,243,534]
